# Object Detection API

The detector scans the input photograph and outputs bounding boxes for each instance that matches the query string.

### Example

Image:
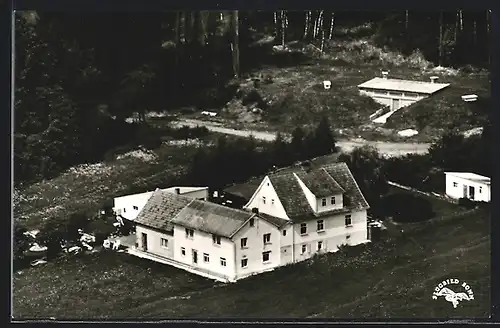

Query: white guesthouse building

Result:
[128,162,370,283]
[444,172,491,202]
[358,72,450,111]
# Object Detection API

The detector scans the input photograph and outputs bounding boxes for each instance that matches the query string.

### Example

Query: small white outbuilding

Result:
[444,172,490,202]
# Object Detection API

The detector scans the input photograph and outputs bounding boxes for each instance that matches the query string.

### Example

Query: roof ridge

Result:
[342,163,370,209]
[190,198,254,216]
[372,77,449,85]
[320,167,346,192]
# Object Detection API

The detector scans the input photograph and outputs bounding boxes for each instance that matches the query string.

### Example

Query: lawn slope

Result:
[13,207,490,319]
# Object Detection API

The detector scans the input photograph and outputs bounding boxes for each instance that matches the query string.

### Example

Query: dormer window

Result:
[330,197,335,205]
[321,198,326,206]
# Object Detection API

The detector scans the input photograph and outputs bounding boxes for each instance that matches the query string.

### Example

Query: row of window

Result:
[452,182,483,193]
[182,215,353,249]
[299,215,352,235]
[263,196,338,207]
[178,247,271,268]
[262,197,275,205]
[299,235,350,254]
[321,196,336,207]
[121,206,139,213]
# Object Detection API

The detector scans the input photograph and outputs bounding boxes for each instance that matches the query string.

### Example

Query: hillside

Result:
[185,37,490,143]
[13,206,490,319]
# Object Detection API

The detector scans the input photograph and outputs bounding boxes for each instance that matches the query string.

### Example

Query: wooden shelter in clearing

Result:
[358,71,450,111]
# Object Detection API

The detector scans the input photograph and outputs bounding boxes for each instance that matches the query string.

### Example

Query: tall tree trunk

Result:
[405,10,409,29]
[459,10,463,31]
[313,11,319,38]
[454,10,459,42]
[274,11,279,39]
[281,11,286,47]
[438,11,444,67]
[320,17,326,52]
[328,12,335,39]
[231,10,240,78]
[304,11,311,39]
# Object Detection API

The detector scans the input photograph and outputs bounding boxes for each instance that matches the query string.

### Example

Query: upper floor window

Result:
[300,223,307,235]
[345,215,352,227]
[240,237,248,248]
[249,218,255,227]
[321,198,327,206]
[123,208,126,213]
[160,238,168,248]
[330,197,335,205]
[271,199,275,205]
[479,186,483,193]
[263,233,271,244]
[212,234,221,245]
[282,229,287,236]
[181,247,186,256]
[453,182,458,187]
[262,196,266,204]
[185,228,194,238]
[317,220,325,232]
[133,206,139,210]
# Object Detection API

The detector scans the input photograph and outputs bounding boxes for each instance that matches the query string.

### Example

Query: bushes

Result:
[381,192,435,223]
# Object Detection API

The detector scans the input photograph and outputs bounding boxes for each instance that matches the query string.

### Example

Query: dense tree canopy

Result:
[14,10,491,186]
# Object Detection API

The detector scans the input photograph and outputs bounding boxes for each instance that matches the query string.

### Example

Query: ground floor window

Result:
[241,258,248,268]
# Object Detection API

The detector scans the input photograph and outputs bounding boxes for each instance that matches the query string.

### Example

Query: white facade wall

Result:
[113,187,208,221]
[233,217,281,279]
[172,225,237,280]
[445,175,491,202]
[114,192,155,221]
[290,210,368,263]
[244,176,290,220]
[135,225,175,259]
[359,89,427,111]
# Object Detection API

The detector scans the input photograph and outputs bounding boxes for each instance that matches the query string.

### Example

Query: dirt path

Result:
[172,118,431,157]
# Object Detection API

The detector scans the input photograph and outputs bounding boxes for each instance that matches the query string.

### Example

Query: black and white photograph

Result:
[12,9,492,321]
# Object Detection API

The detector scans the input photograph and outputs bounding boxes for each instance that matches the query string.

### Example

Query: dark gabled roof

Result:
[223,177,263,200]
[134,189,193,231]
[267,162,369,221]
[268,172,313,219]
[257,212,290,228]
[170,200,254,238]
[322,162,370,212]
[295,168,345,197]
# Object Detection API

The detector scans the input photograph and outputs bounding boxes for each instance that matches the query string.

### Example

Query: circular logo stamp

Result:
[432,278,474,308]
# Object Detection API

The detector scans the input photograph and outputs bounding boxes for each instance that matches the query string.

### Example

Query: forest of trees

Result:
[14,10,492,186]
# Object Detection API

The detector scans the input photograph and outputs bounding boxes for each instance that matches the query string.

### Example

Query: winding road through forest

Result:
[171,118,431,157]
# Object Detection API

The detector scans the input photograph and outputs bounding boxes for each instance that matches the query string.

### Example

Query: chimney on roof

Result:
[175,188,180,194]
[251,207,259,214]
[430,76,439,84]
[381,71,389,79]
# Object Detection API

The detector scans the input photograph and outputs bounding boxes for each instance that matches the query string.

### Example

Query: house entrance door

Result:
[469,186,475,200]
[141,233,148,251]
[392,98,401,111]
[192,249,198,264]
